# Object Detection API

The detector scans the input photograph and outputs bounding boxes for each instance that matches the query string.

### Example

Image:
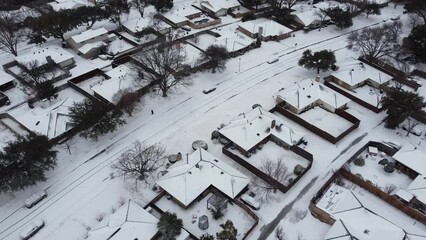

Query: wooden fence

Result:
[222,141,313,194]
[323,79,382,113]
[272,104,360,144]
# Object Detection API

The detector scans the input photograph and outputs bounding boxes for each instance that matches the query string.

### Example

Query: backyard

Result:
[155,192,256,239]
[346,148,413,192]
[228,141,311,186]
[299,107,354,137]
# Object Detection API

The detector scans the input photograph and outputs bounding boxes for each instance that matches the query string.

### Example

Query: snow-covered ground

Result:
[156,192,256,239]
[299,107,354,137]
[1,2,425,240]
[346,149,413,191]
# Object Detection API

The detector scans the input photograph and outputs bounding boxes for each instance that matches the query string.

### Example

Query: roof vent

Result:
[256,133,260,136]
[188,171,192,174]
[214,159,219,162]
[307,95,311,98]
[220,171,224,174]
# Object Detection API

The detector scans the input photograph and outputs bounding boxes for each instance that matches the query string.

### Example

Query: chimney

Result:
[271,120,276,128]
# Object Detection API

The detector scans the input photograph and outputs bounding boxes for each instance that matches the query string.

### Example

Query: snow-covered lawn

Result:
[327,81,383,109]
[228,141,311,186]
[187,33,218,50]
[107,36,135,55]
[8,88,86,139]
[346,149,413,191]
[299,107,354,137]
[155,192,256,239]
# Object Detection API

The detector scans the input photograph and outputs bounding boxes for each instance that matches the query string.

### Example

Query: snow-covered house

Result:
[15,46,75,69]
[91,65,148,104]
[161,5,202,27]
[122,18,151,36]
[326,62,393,90]
[0,69,15,92]
[156,148,250,208]
[0,6,40,24]
[67,28,110,58]
[275,78,350,114]
[237,18,293,41]
[49,0,93,11]
[87,200,160,240]
[393,150,426,213]
[200,0,241,17]
[317,183,407,240]
[292,1,343,29]
[219,106,305,155]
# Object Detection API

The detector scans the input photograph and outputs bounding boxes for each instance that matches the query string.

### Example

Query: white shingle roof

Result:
[156,148,250,207]
[330,61,393,88]
[88,200,158,240]
[393,150,426,176]
[15,46,74,67]
[71,28,108,44]
[239,18,292,37]
[200,0,240,13]
[219,106,305,151]
[276,78,350,112]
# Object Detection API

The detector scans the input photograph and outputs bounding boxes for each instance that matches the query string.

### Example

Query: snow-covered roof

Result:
[71,28,108,44]
[395,189,414,202]
[91,65,147,104]
[406,175,426,205]
[0,6,41,22]
[330,61,393,88]
[15,46,74,67]
[276,78,350,112]
[238,18,292,37]
[393,150,426,175]
[162,4,201,24]
[0,69,14,86]
[88,200,158,240]
[156,148,250,207]
[293,9,326,26]
[78,41,107,54]
[318,183,406,240]
[200,0,240,13]
[122,18,151,33]
[49,0,93,11]
[219,106,305,151]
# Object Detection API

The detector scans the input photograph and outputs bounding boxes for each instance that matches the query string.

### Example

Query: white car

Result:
[267,58,279,64]
[382,140,402,151]
[240,192,261,210]
[24,190,47,208]
[402,124,423,136]
[20,219,45,240]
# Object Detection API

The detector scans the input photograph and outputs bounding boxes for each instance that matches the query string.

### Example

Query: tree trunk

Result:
[317,68,320,74]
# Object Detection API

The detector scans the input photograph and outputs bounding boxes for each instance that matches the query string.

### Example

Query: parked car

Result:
[402,124,423,136]
[391,16,400,21]
[20,219,45,240]
[240,192,261,210]
[203,88,216,94]
[382,140,402,150]
[267,58,279,64]
[24,190,47,208]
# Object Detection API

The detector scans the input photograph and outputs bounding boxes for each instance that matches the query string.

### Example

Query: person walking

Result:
[151,110,154,115]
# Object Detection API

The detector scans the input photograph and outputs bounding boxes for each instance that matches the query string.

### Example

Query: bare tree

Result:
[0,13,27,56]
[393,60,412,89]
[130,0,148,17]
[275,226,285,240]
[133,44,190,97]
[404,117,419,136]
[252,158,291,201]
[348,24,400,59]
[408,13,424,29]
[112,141,166,181]
[19,60,60,85]
[283,0,300,9]
[112,88,141,116]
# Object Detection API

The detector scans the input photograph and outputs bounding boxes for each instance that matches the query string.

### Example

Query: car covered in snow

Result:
[382,140,402,151]
[240,191,261,210]
[20,219,45,240]
[24,190,47,208]
[402,123,423,136]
